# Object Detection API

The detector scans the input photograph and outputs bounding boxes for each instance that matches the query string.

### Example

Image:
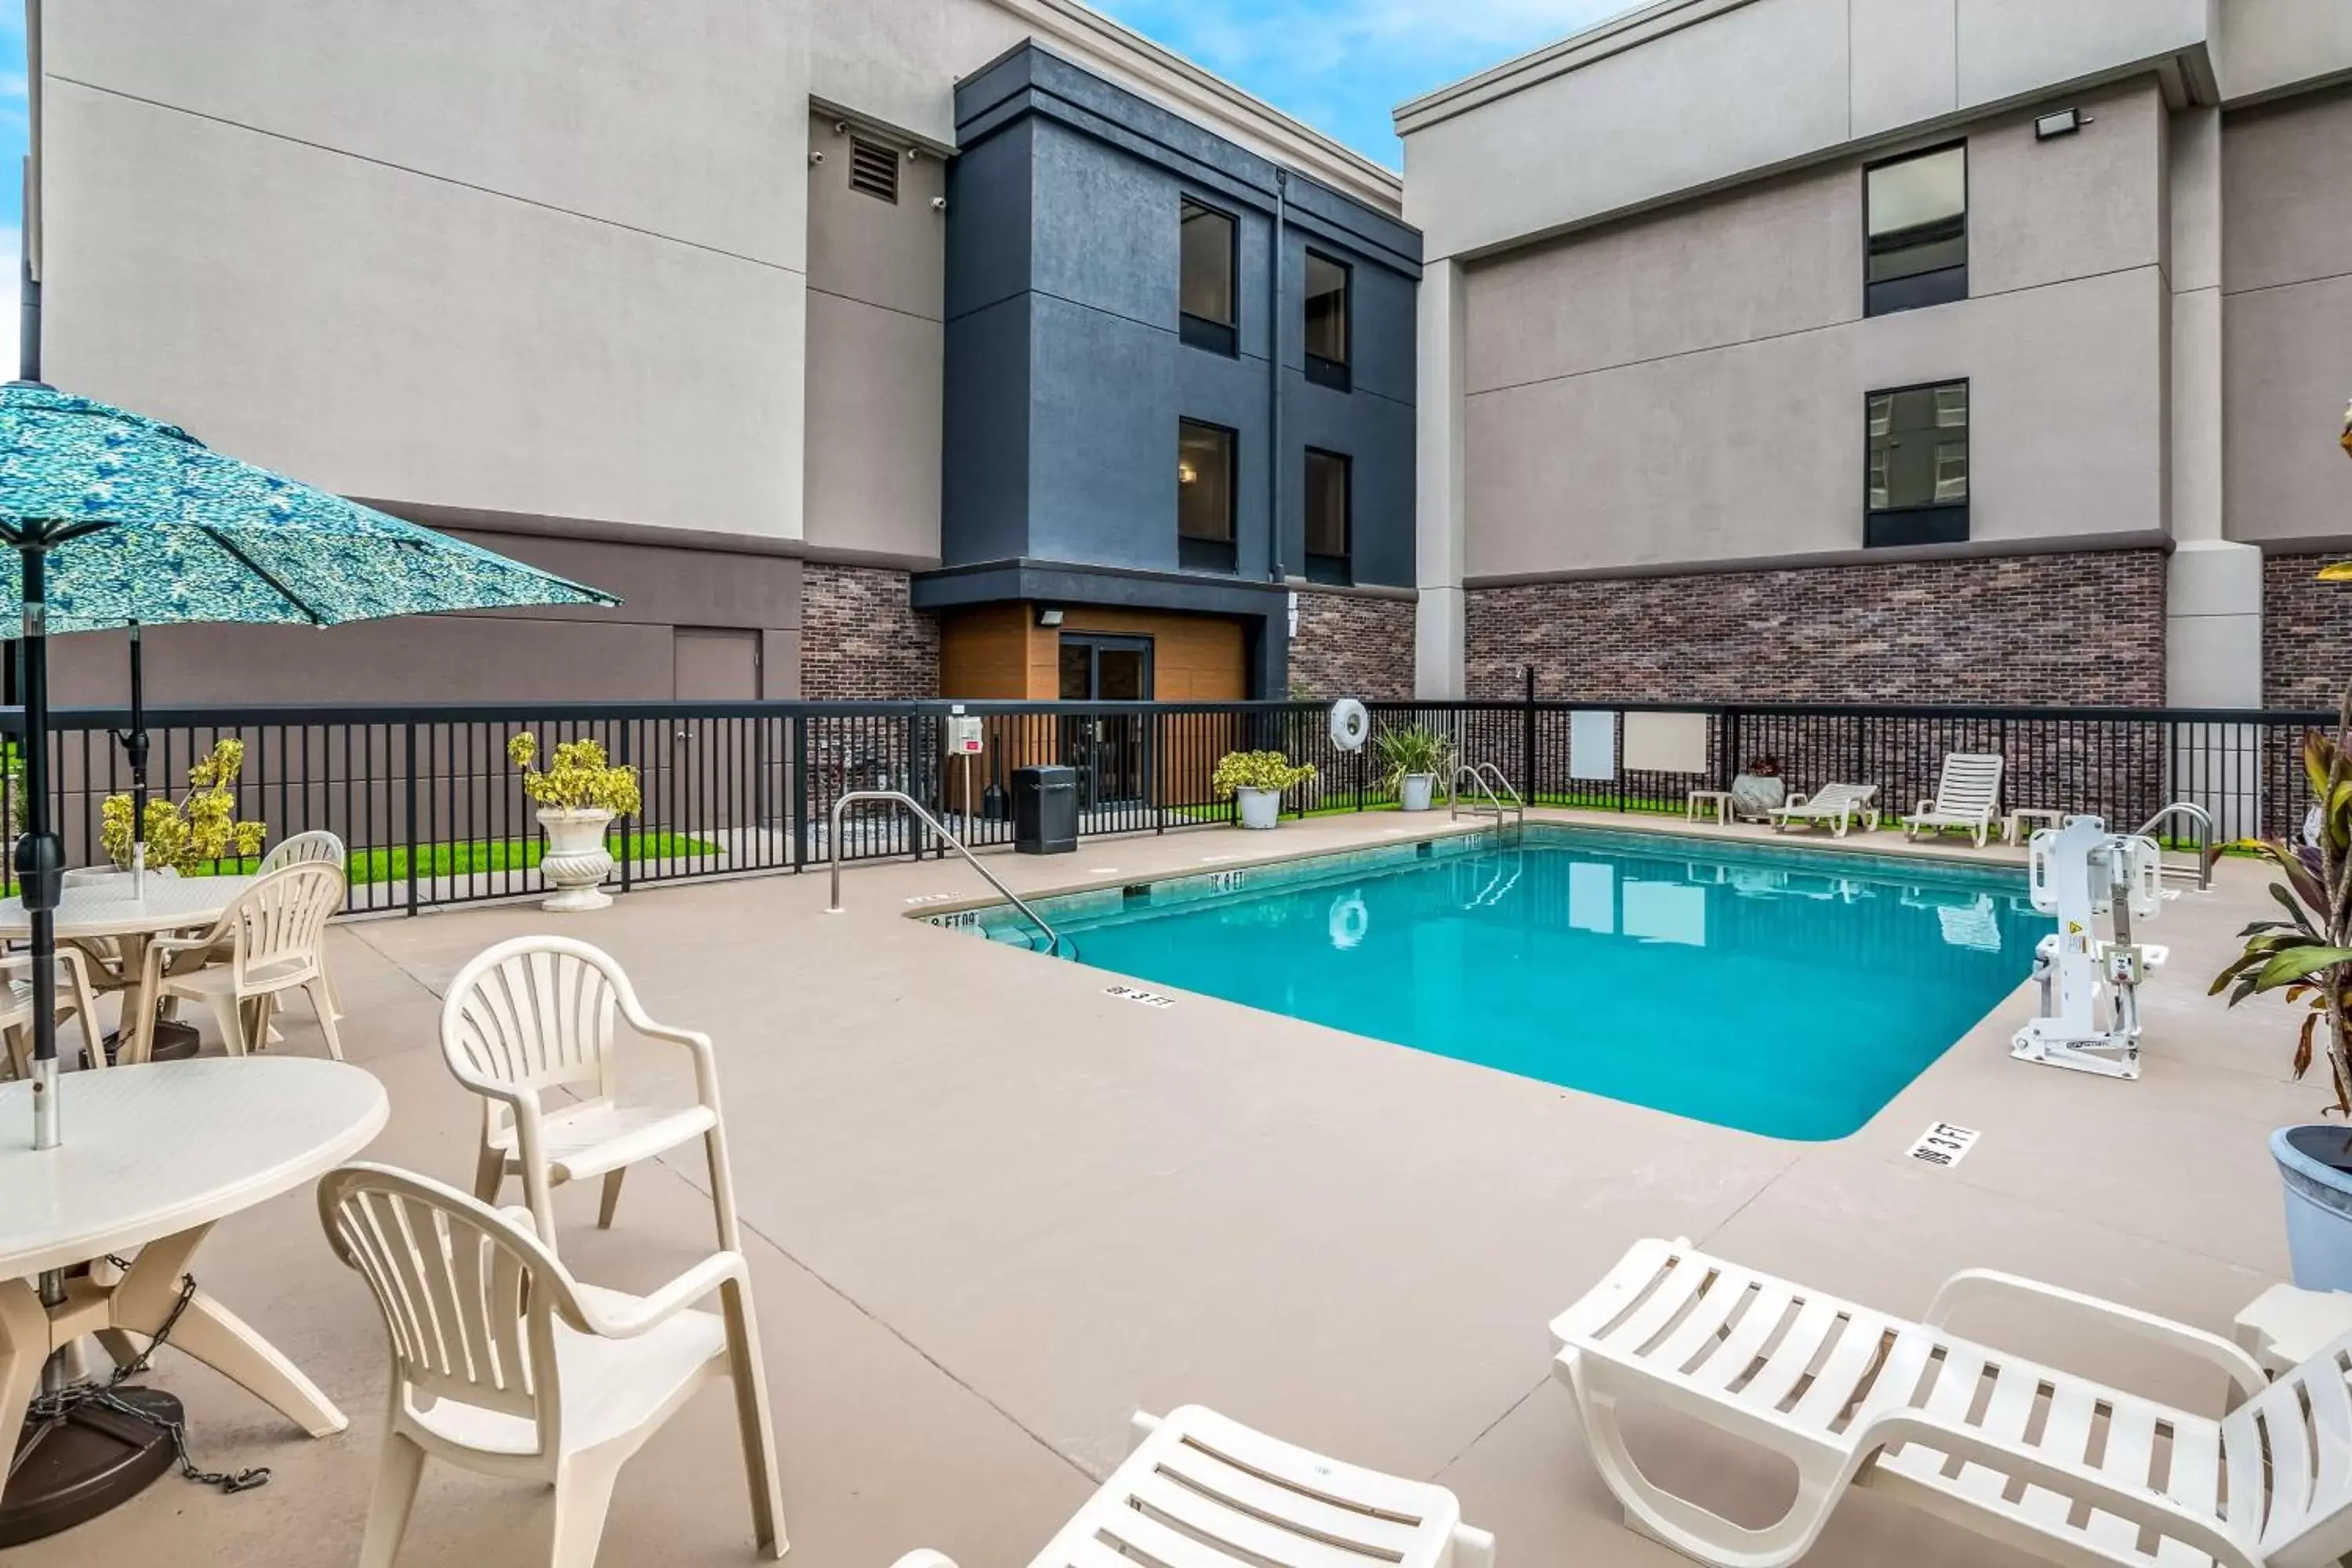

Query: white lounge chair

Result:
[1767,782,1880,838]
[1907,753,2005,848]
[442,935,739,1252]
[1552,1236,2351,1568]
[318,1163,785,1568]
[889,1405,1493,1568]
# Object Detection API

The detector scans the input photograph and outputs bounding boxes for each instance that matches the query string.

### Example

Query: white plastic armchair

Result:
[317,1163,785,1568]
[441,935,739,1252]
[887,1405,1494,1568]
[0,948,104,1074]
[249,830,350,1015]
[137,861,346,1062]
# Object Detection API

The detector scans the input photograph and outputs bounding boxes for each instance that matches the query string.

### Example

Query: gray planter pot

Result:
[2273,1124,2352,1290]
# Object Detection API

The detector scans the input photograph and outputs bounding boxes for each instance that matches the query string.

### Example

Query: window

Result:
[1866,381,1969,547]
[1304,252,1351,390]
[1864,143,1965,316]
[1305,449,1351,583]
[850,136,900,204]
[1178,419,1237,572]
[1180,200,1237,354]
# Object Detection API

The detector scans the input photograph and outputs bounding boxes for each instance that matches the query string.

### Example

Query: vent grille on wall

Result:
[850,137,899,203]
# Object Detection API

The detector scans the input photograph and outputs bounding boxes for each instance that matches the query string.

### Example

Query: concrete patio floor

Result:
[20,808,2327,1568]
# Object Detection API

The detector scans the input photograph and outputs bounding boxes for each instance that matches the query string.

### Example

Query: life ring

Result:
[1329,891,1370,950]
[1329,698,1370,753]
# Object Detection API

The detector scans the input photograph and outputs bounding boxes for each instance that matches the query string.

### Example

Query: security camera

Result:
[931,196,947,212]
[808,151,824,164]
[832,120,848,136]
[906,147,920,162]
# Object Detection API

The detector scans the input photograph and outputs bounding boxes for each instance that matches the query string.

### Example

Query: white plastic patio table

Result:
[0,1056,387,1460]
[0,874,256,1060]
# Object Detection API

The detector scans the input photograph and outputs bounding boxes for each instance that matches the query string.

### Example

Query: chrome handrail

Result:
[2134,800,2216,892]
[825,789,1067,955]
[1449,761,1525,824]
[1472,761,1526,823]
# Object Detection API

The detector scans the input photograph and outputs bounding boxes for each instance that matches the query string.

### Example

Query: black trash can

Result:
[1013,764,1078,855]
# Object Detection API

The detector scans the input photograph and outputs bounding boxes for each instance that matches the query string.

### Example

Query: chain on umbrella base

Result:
[0,1270,269,1546]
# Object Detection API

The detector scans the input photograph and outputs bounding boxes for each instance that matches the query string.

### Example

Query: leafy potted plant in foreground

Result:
[1375,724,1453,813]
[509,732,641,912]
[1212,750,1316,830]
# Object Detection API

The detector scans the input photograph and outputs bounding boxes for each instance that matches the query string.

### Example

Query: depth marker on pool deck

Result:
[1105,984,1175,1009]
[1906,1122,1980,1168]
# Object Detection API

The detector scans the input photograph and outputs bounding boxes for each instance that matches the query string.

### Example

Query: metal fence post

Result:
[617,719,633,895]
[402,721,419,917]
[790,713,809,873]
[1722,706,1742,790]
[1522,666,1537,803]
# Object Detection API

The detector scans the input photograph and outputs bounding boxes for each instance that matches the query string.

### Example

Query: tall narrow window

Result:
[1178,419,1237,572]
[1864,143,1966,316]
[1866,381,1969,547]
[1180,200,1237,355]
[1305,449,1351,584]
[1304,252,1351,390]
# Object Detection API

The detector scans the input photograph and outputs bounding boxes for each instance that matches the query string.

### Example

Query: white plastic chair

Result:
[245,829,349,1015]
[890,1404,1493,1568]
[138,861,346,1062]
[1907,753,2005,848]
[1552,1236,2352,1568]
[318,1162,785,1568]
[441,936,737,1251]
[0,949,104,1074]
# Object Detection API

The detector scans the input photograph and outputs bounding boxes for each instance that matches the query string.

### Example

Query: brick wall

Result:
[1466,550,2167,706]
[800,563,940,700]
[1288,590,1417,700]
[2264,550,2352,713]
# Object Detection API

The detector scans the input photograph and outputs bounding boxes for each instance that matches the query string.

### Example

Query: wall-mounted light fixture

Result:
[2034,108,2086,140]
[1036,607,1065,628]
[1178,462,1197,485]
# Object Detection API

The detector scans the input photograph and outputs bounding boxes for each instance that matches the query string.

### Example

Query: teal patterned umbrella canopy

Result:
[0,382,619,628]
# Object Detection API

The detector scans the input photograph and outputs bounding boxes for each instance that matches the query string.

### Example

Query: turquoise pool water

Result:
[945,826,2039,1140]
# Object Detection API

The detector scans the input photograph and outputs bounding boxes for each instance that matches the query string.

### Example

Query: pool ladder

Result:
[823,789,1071,956]
[2133,800,2216,893]
[1450,761,1525,825]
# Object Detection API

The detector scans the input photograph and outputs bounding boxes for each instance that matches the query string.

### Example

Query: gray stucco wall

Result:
[942,45,1421,603]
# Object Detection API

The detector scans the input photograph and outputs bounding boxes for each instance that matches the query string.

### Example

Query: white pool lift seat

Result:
[1907,753,2007,848]
[1552,1236,2352,1568]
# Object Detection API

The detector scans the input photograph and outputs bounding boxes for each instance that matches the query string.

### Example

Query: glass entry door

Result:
[1058,634,1152,809]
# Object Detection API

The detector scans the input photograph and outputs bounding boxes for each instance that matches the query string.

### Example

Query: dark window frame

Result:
[1303,249,1352,392]
[1303,447,1352,585]
[1178,417,1240,573]
[1863,141,1968,318]
[1863,378,1969,549]
[1179,197,1240,358]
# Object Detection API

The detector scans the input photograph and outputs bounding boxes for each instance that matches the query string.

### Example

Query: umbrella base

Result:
[0,1388,178,1544]
[98,1019,199,1066]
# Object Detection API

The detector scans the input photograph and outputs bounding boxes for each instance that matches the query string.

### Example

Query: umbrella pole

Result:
[15,537,62,1152]
[127,619,146,895]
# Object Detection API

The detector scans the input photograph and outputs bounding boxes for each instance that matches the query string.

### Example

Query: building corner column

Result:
[2165,104,2259,710]
[1414,257,1467,699]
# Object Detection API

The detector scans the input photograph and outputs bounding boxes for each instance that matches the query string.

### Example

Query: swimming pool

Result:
[939,826,2039,1140]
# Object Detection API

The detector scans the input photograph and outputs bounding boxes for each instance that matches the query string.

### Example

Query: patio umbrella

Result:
[0,380,621,1149]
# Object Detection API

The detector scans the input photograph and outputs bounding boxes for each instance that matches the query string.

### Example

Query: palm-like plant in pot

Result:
[509,732,641,912]
[1374,724,1454,812]
[2212,400,2352,1286]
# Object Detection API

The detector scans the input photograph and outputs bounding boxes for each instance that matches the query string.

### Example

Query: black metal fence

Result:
[0,697,2333,914]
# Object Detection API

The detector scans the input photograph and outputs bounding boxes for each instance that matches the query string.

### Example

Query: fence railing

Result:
[0,698,2333,914]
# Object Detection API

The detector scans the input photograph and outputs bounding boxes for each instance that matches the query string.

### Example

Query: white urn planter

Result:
[537,807,616,911]
[1398,773,1437,813]
[1235,787,1283,830]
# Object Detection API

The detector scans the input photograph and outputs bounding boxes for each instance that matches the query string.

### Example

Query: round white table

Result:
[0,875,257,1063]
[0,1057,386,1528]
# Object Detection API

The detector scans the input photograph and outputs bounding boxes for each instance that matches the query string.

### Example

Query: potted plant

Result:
[97,738,267,879]
[1375,724,1453,812]
[1212,750,1316,830]
[1730,754,1787,822]
[508,732,641,911]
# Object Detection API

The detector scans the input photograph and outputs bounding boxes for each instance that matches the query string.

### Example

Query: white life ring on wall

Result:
[1329,698,1370,753]
[1329,891,1370,950]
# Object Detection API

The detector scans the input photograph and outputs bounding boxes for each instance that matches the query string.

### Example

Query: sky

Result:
[1090,0,1632,168]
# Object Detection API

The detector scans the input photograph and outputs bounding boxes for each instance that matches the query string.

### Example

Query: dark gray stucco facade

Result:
[930,42,1421,696]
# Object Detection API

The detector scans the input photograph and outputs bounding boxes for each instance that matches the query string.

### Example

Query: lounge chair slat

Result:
[2017,1378,2100,1528]
[1789,1313,1899,1430]
[2296,1352,2352,1535]
[1735,1298,1842,1412]
[1109,1479,1378,1568]
[1687,1283,1797,1392]
[1606,1254,1715,1353]
[1549,1238,1677,1345]
[1951,1361,2041,1503]
[2085,1398,2163,1555]
[1649,1266,1758,1371]
[1149,1443,1428,1555]
[2155,1418,2226,1568]
[1849,1325,1938,1426]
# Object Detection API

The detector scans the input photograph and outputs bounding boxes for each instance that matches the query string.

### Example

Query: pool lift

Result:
[2011,815,2169,1080]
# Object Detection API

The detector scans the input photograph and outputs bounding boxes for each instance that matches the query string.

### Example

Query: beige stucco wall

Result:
[801,114,947,565]
[36,0,811,541]
[2219,84,2352,550]
[1459,82,2167,579]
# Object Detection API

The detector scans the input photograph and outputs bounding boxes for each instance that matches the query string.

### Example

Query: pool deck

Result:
[24,806,2323,1568]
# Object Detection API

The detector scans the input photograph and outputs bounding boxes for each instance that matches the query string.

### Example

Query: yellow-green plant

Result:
[100,739,267,874]
[1211,750,1316,799]
[507,732,641,817]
